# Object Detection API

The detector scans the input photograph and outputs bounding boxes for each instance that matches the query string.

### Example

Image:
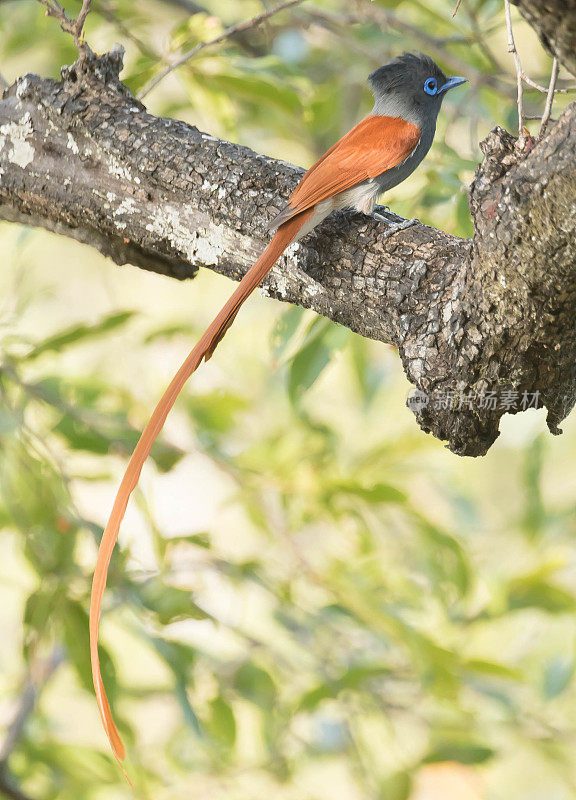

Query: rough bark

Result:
[0,48,575,456]
[511,0,576,77]
[413,122,576,452]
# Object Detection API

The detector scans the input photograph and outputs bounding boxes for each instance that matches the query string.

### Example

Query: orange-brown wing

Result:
[282,115,421,221]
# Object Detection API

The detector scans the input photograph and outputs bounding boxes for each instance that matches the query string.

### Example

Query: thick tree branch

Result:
[0,49,575,456]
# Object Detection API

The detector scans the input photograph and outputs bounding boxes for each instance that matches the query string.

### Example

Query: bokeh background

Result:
[1,1,575,798]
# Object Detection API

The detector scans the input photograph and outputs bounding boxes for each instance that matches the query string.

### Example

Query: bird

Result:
[89,52,467,771]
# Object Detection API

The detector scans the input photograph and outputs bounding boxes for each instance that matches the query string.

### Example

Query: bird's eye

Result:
[423,77,437,96]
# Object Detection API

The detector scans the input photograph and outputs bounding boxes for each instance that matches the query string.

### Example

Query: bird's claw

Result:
[371,210,418,238]
[379,217,419,239]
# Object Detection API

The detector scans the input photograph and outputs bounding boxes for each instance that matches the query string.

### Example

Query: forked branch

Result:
[35,0,92,54]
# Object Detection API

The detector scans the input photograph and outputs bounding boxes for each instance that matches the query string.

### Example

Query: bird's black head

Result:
[368,52,466,123]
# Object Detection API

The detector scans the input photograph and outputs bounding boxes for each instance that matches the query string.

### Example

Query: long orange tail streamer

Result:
[89,210,313,772]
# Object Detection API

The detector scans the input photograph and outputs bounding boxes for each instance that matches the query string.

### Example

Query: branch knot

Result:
[61,45,126,87]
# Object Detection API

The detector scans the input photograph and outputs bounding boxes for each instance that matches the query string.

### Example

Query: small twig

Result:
[540,57,559,135]
[503,1,575,142]
[523,114,556,121]
[504,0,524,141]
[75,0,91,40]
[35,0,92,53]
[522,73,576,94]
[137,0,306,100]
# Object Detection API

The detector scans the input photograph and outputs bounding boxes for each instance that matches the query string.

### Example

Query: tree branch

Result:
[504,0,526,141]
[35,0,92,55]
[540,57,560,135]
[504,1,574,141]
[153,0,270,56]
[137,0,307,100]
[0,49,575,456]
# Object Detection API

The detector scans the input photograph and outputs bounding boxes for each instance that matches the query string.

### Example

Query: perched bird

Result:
[90,52,466,772]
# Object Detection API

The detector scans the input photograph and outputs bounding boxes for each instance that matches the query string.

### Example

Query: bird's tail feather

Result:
[89,208,313,771]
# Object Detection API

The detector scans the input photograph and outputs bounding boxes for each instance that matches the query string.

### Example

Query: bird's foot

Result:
[372,209,419,238]
[380,218,419,238]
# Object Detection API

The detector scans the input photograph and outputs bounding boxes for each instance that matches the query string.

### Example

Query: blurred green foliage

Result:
[1,1,575,799]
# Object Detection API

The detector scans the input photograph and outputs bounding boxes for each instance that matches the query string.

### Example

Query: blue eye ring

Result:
[424,77,438,96]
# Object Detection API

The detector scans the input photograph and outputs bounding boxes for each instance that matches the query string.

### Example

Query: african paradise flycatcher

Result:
[89,52,467,772]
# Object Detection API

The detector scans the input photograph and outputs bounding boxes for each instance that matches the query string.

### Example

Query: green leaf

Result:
[143,322,196,343]
[234,662,277,709]
[53,414,117,456]
[464,658,521,681]
[165,532,212,550]
[416,518,471,598]
[53,411,184,473]
[23,588,60,657]
[187,390,247,439]
[22,741,120,783]
[507,574,576,614]
[137,576,208,625]
[123,54,164,96]
[379,771,412,800]
[298,664,391,711]
[206,696,236,749]
[287,319,347,405]
[287,323,332,404]
[424,741,495,765]
[24,312,135,361]
[328,479,407,505]
[202,71,302,115]
[298,684,333,712]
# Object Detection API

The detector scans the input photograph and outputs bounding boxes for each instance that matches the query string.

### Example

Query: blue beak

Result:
[439,76,467,93]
